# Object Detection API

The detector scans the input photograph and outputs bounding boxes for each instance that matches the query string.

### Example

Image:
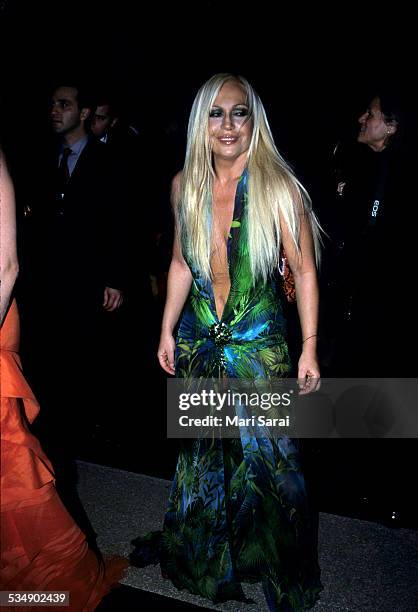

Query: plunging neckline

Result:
[210,171,245,322]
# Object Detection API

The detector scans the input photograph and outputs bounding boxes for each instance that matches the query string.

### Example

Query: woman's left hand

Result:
[297,351,321,395]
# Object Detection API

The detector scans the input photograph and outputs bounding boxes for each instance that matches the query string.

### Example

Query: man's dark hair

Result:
[52,80,93,111]
[93,92,120,119]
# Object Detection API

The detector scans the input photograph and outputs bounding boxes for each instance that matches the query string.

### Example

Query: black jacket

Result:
[26,137,126,307]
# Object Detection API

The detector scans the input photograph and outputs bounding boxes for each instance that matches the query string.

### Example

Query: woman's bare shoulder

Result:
[171,170,183,191]
[170,171,183,207]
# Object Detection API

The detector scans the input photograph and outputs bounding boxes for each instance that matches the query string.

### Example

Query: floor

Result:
[76,460,418,612]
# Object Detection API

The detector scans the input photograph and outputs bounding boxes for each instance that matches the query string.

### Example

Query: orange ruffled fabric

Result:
[1,301,127,610]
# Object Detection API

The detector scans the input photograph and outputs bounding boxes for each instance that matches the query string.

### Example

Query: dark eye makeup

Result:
[209,106,249,118]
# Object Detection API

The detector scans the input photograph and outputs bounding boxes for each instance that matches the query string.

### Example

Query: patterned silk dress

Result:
[132,171,322,610]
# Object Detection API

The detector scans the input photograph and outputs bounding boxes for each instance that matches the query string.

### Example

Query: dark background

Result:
[1,1,417,527]
[1,0,416,171]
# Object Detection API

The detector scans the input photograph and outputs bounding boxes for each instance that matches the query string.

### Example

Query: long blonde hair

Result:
[178,73,321,281]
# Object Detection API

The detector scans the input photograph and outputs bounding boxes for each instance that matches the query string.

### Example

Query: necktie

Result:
[56,147,72,215]
[58,147,72,185]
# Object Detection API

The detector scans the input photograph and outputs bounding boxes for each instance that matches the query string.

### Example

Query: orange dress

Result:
[0,300,126,610]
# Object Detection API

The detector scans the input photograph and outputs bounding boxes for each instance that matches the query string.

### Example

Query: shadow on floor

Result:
[96,584,211,611]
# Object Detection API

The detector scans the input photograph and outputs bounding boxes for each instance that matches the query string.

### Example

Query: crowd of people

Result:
[1,73,416,610]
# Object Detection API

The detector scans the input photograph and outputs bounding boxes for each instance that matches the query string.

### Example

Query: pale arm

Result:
[281,206,320,392]
[0,152,19,326]
[158,173,193,375]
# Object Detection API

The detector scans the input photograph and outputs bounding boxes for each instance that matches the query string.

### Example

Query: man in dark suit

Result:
[48,83,124,314]
[22,82,126,453]
[14,82,127,547]
[90,95,140,149]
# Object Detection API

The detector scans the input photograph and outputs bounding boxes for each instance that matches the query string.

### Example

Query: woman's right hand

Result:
[157,332,176,375]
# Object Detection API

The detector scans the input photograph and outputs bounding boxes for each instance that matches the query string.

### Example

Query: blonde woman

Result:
[131,74,323,610]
